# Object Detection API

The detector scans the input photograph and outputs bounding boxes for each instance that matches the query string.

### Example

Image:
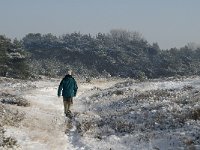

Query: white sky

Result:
[0,0,200,49]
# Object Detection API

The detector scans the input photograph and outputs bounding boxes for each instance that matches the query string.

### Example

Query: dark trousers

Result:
[63,97,73,114]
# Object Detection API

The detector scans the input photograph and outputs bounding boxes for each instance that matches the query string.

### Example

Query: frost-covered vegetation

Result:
[1,30,200,149]
[0,36,29,79]
[74,77,200,149]
[0,77,35,149]
[22,30,200,79]
[0,76,200,149]
[1,30,200,79]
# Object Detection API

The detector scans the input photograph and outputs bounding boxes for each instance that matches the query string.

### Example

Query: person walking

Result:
[58,70,78,117]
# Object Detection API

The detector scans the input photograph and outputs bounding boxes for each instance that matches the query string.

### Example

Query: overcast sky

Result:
[0,0,199,49]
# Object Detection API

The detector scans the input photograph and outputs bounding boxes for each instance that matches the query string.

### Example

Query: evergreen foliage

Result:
[1,30,200,79]
[0,36,29,79]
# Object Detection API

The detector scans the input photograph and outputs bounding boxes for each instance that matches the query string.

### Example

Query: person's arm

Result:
[74,79,78,97]
[57,79,63,97]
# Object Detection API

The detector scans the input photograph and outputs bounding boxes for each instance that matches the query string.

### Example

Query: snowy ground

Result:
[0,76,200,150]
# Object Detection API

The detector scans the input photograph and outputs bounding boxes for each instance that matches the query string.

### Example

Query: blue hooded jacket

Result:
[57,75,78,98]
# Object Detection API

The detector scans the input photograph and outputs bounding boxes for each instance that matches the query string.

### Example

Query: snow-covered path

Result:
[3,77,200,150]
[4,78,119,150]
[5,80,69,149]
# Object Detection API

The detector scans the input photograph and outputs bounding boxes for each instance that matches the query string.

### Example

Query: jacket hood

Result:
[64,74,72,79]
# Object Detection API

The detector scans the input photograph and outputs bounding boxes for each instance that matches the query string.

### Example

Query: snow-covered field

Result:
[0,76,200,150]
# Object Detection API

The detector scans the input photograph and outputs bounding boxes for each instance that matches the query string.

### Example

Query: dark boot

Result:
[65,110,72,118]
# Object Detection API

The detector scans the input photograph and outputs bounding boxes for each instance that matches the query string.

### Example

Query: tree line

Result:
[0,35,29,78]
[1,29,200,79]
